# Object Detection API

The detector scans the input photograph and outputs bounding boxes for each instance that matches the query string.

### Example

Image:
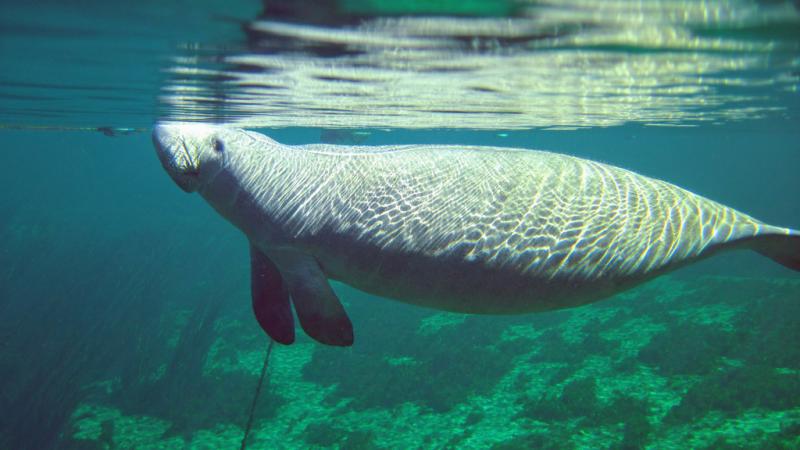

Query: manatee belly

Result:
[304,230,643,314]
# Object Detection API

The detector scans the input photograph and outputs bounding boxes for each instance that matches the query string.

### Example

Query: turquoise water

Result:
[2,1,800,449]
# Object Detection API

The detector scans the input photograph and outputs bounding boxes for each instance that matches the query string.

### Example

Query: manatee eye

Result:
[212,138,225,153]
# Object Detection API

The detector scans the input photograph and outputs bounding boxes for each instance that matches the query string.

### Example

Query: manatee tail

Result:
[747,229,800,272]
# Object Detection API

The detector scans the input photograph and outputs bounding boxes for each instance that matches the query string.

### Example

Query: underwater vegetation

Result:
[48,275,800,449]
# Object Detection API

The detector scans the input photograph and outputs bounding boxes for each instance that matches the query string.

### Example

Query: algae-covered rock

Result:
[667,365,800,423]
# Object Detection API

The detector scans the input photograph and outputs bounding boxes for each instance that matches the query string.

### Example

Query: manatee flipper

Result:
[250,245,295,344]
[749,232,800,272]
[279,252,354,346]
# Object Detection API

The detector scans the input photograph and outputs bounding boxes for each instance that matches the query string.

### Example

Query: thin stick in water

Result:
[240,339,275,450]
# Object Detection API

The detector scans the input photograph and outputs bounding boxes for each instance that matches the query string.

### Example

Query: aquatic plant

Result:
[517,377,600,422]
[667,365,800,423]
[303,422,379,449]
[638,322,737,376]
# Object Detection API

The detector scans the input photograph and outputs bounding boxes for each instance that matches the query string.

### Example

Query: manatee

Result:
[152,123,800,346]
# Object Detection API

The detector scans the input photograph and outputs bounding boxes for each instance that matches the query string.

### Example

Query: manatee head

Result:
[152,123,238,193]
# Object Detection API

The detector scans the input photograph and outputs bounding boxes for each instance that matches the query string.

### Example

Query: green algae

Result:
[417,312,468,336]
[71,404,172,448]
[667,365,800,423]
[638,321,739,376]
[62,275,800,449]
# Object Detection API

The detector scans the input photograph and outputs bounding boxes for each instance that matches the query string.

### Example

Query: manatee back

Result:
[266,143,769,283]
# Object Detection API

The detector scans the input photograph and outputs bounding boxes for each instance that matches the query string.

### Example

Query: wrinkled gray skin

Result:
[153,123,799,346]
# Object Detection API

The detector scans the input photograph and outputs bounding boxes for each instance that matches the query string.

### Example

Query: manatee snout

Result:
[153,123,201,193]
